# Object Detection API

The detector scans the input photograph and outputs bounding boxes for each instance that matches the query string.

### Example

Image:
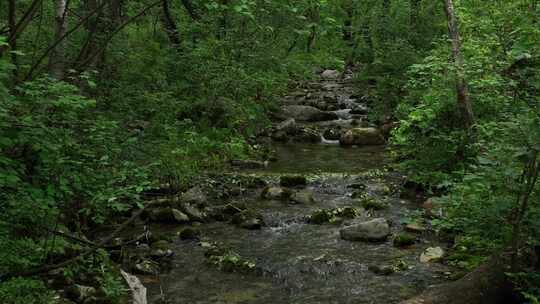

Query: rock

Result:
[393,234,417,247]
[350,104,368,115]
[133,260,160,275]
[280,175,307,187]
[281,105,338,122]
[290,191,315,204]
[179,227,201,240]
[180,203,206,222]
[180,186,207,206]
[308,209,333,224]
[339,218,391,242]
[230,159,268,169]
[150,248,174,259]
[369,265,395,276]
[275,118,297,133]
[339,128,385,146]
[359,198,388,210]
[65,285,97,303]
[405,222,426,233]
[420,247,445,263]
[321,69,340,79]
[149,208,190,223]
[308,207,359,224]
[295,128,321,143]
[232,211,264,230]
[261,186,292,200]
[323,128,341,141]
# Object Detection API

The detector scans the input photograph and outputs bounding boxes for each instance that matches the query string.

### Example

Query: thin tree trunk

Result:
[443,0,475,129]
[49,0,69,79]
[8,0,18,77]
[161,0,181,46]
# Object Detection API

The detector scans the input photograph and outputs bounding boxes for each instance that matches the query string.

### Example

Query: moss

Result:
[393,234,416,247]
[360,198,388,210]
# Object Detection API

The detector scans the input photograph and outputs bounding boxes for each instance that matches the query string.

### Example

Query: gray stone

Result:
[339,218,391,242]
[261,186,292,200]
[420,247,445,263]
[321,69,340,79]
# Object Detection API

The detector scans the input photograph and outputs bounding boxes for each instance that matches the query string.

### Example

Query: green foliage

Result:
[0,278,55,304]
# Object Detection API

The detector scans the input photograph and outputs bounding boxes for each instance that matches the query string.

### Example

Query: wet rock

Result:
[65,285,97,303]
[295,127,321,143]
[339,218,391,242]
[275,118,297,133]
[180,203,206,222]
[339,128,385,146]
[290,191,315,204]
[151,240,172,251]
[261,186,292,200]
[321,69,340,79]
[230,159,268,169]
[133,259,160,275]
[232,211,264,230]
[280,175,307,187]
[323,128,341,141]
[405,222,426,233]
[393,234,417,247]
[180,186,207,206]
[359,197,388,210]
[149,208,190,224]
[350,104,368,115]
[369,265,395,276]
[420,247,445,263]
[281,105,338,122]
[150,248,174,259]
[179,227,201,240]
[308,207,359,224]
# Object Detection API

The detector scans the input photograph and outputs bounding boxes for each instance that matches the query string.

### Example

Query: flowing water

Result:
[144,143,454,304]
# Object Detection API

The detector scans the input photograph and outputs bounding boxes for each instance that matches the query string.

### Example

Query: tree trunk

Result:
[49,0,69,79]
[443,0,475,129]
[161,0,181,46]
[8,0,18,76]
[401,256,516,304]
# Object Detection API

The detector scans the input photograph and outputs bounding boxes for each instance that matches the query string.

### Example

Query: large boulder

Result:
[281,105,338,122]
[339,218,391,242]
[232,211,265,230]
[339,128,385,146]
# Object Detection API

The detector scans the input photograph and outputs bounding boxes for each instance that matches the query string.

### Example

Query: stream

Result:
[140,71,455,304]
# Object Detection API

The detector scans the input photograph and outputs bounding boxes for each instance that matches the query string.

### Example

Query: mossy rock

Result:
[308,207,360,224]
[393,234,416,247]
[308,209,333,224]
[179,227,201,240]
[279,175,307,187]
[360,198,388,210]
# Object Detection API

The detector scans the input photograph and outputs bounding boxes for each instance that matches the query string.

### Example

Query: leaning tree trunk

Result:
[49,0,68,79]
[443,0,475,129]
[401,256,516,304]
[161,0,181,46]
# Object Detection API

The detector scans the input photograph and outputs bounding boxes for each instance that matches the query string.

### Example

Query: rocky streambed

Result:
[112,70,457,304]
